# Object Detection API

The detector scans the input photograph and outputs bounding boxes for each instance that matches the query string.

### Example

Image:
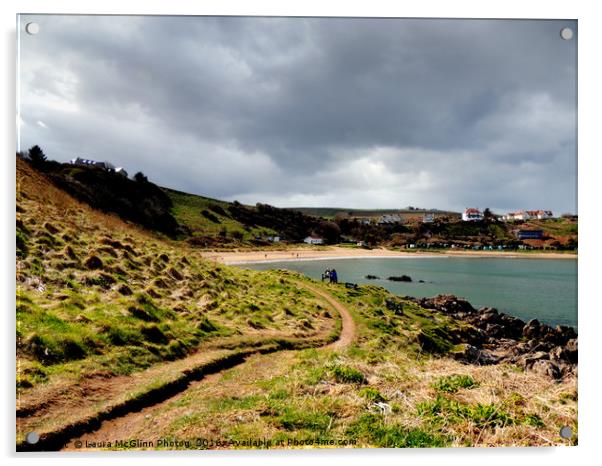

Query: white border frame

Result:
[3,1,600,465]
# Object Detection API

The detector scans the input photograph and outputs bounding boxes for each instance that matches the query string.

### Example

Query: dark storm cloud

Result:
[18,15,577,213]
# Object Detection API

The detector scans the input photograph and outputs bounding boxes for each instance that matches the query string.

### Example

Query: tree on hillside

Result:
[317,220,341,244]
[134,171,149,183]
[28,145,47,166]
[483,207,494,222]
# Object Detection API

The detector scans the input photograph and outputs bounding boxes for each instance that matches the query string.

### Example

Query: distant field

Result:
[523,218,578,237]
[291,207,461,219]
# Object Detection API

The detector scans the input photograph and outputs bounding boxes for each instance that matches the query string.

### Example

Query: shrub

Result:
[134,172,148,183]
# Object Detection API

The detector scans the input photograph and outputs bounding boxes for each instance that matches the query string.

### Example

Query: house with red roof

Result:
[462,208,483,222]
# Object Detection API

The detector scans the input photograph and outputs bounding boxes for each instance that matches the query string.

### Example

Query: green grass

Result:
[432,374,479,393]
[346,414,450,448]
[331,365,366,384]
[16,241,333,390]
[165,188,277,241]
[417,395,515,428]
[358,387,386,402]
[276,406,332,433]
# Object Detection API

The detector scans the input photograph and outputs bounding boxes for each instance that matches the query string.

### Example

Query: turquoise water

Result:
[243,257,577,329]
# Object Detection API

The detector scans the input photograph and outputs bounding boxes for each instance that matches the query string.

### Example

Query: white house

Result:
[115,167,128,177]
[504,210,531,221]
[303,235,324,245]
[504,210,553,221]
[462,208,483,222]
[423,213,435,223]
[266,236,280,243]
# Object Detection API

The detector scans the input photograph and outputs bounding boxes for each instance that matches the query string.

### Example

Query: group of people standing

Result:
[321,268,338,284]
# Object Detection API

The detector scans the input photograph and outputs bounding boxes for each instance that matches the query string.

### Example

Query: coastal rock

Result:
[523,351,549,367]
[388,275,412,282]
[523,319,541,339]
[530,360,561,379]
[484,323,506,338]
[452,343,498,365]
[550,339,578,364]
[410,294,577,379]
[419,294,476,315]
[566,338,578,354]
[551,325,578,346]
[447,326,487,346]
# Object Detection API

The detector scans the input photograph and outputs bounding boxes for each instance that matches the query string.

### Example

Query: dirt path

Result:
[299,282,355,350]
[55,283,355,451]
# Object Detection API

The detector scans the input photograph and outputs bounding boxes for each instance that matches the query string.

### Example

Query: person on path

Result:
[330,269,338,284]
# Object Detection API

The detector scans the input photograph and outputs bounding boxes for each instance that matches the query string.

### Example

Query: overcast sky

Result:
[18,16,577,213]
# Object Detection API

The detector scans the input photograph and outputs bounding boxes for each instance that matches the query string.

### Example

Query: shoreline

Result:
[200,246,577,265]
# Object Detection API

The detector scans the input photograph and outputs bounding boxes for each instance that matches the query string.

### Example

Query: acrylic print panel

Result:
[16,15,577,451]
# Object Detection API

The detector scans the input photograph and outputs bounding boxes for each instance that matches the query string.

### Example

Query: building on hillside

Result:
[115,167,128,177]
[534,210,553,219]
[377,214,402,225]
[303,235,324,245]
[504,210,531,221]
[266,236,280,243]
[70,157,97,166]
[516,229,543,240]
[462,208,483,222]
[504,210,553,221]
[70,157,127,176]
[423,213,435,223]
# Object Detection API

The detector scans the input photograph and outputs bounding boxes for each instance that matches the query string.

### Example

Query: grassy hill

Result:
[16,158,577,449]
[164,188,279,245]
[16,158,337,392]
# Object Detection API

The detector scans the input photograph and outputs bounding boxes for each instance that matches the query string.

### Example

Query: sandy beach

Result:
[200,246,577,265]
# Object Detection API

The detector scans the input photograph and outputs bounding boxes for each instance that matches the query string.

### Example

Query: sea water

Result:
[244,257,577,328]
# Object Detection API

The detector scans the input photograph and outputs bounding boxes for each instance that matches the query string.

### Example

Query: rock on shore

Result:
[411,294,577,380]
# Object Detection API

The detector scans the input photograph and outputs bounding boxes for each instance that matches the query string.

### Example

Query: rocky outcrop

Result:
[388,275,412,282]
[411,294,577,380]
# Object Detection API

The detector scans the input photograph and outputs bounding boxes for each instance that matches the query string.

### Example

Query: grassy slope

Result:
[165,188,278,242]
[86,279,577,448]
[16,160,334,397]
[16,159,577,448]
[523,218,578,238]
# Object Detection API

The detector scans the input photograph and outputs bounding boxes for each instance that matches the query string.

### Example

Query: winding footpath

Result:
[48,282,355,451]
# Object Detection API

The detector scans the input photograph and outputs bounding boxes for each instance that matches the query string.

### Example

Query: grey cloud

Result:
[18,15,577,213]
